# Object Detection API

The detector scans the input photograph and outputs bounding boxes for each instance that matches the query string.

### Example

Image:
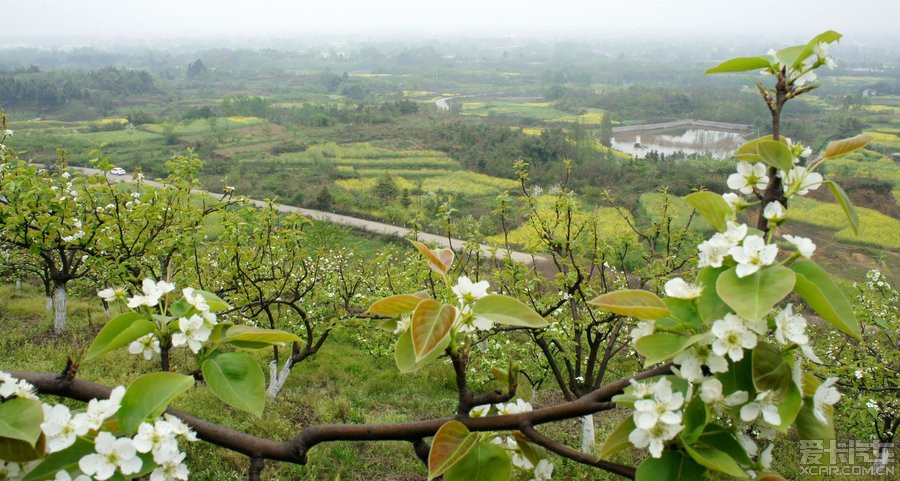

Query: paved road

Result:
[75,167,541,265]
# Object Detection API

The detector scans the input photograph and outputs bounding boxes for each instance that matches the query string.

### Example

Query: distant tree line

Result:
[0,66,154,109]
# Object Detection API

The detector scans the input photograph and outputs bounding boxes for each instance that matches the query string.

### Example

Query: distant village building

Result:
[862,88,877,97]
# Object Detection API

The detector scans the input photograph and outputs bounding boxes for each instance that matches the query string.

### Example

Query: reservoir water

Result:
[611,126,750,159]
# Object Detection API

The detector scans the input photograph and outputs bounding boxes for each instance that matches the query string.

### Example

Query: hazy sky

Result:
[2,0,898,42]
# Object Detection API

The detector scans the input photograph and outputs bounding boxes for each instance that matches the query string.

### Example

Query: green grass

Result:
[461,101,569,120]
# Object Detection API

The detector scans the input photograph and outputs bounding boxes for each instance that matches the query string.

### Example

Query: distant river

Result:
[611,123,751,159]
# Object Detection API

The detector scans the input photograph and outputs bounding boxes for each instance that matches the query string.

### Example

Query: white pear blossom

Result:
[497,399,532,415]
[0,462,21,481]
[128,278,176,308]
[722,192,741,210]
[711,314,758,361]
[813,378,841,424]
[628,421,683,458]
[783,166,823,196]
[41,404,90,453]
[79,432,143,480]
[150,451,189,481]
[97,287,126,303]
[532,459,554,481]
[730,235,778,278]
[740,390,782,426]
[55,470,92,481]
[508,437,534,469]
[760,443,775,469]
[673,341,728,382]
[727,161,769,194]
[737,432,759,457]
[171,315,211,353]
[664,278,703,299]
[698,222,747,268]
[699,378,748,409]
[774,304,809,346]
[469,404,491,417]
[133,421,179,464]
[162,414,197,442]
[783,234,816,258]
[633,378,684,430]
[182,288,210,313]
[629,379,654,399]
[452,276,490,304]
[794,69,817,86]
[128,334,160,360]
[763,202,785,222]
[1,129,12,137]
[80,386,126,430]
[629,320,654,343]
[393,313,411,334]
[0,377,37,400]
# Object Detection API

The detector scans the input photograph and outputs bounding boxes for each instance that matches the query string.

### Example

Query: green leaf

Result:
[368,295,426,317]
[685,191,733,232]
[636,450,706,481]
[681,395,709,444]
[195,290,230,312]
[471,295,547,328]
[118,372,194,434]
[684,443,748,478]
[22,437,94,481]
[705,56,772,74]
[756,141,794,171]
[597,416,635,459]
[635,333,706,366]
[774,45,807,68]
[791,30,843,69]
[428,421,478,480]
[0,434,45,462]
[775,384,803,433]
[696,266,731,323]
[411,300,456,361]
[734,135,781,163]
[201,352,266,417]
[444,442,511,481]
[223,325,303,350]
[795,398,836,473]
[822,134,871,160]
[696,425,753,467]
[84,312,157,361]
[394,328,450,373]
[790,260,860,339]
[0,398,43,446]
[752,342,793,396]
[655,298,703,332]
[716,266,795,321]
[588,290,671,320]
[824,181,859,235]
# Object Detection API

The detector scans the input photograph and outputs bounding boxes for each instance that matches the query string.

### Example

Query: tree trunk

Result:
[160,346,171,372]
[581,413,595,453]
[45,297,53,313]
[15,279,22,290]
[53,283,67,333]
[873,440,893,474]
[266,358,294,399]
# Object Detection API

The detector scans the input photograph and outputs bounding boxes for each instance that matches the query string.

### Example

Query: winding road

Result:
[75,167,541,265]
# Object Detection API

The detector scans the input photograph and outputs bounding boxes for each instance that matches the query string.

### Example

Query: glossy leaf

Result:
[684,443,748,478]
[656,298,703,332]
[825,181,859,235]
[790,260,860,339]
[636,450,706,481]
[84,312,157,361]
[696,266,731,323]
[588,289,671,320]
[705,56,772,74]
[795,398,836,471]
[444,442,511,481]
[681,395,709,444]
[118,372,194,434]
[223,325,303,350]
[775,384,803,433]
[472,295,547,328]
[368,295,427,317]
[22,437,93,481]
[598,416,635,459]
[734,135,780,163]
[756,140,793,171]
[822,134,871,160]
[0,398,43,445]
[428,421,478,480]
[716,266,795,321]
[411,300,456,361]
[196,290,230,312]
[635,333,706,366]
[791,30,843,69]
[696,424,753,467]
[0,434,46,462]
[395,327,450,373]
[685,191,733,232]
[410,240,454,274]
[752,342,793,396]
[201,352,266,417]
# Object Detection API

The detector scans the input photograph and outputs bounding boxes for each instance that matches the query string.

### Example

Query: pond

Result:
[611,126,751,159]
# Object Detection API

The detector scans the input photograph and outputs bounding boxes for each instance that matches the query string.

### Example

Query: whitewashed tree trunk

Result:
[266,358,294,399]
[581,414,596,453]
[45,297,53,313]
[53,284,67,333]
[15,279,22,290]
